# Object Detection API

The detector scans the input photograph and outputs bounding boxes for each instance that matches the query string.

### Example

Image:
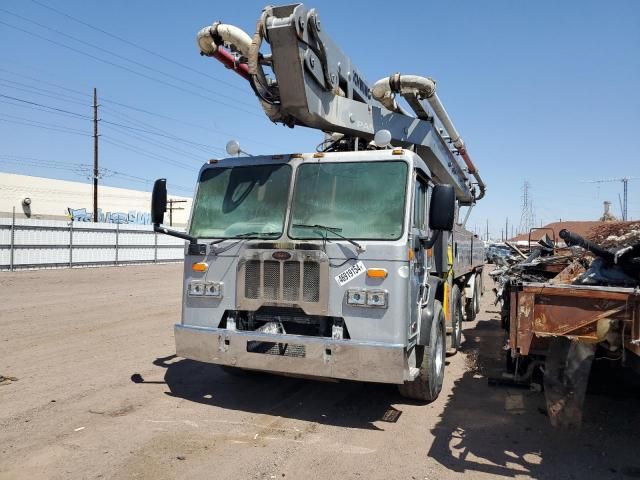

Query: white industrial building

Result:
[0,172,192,226]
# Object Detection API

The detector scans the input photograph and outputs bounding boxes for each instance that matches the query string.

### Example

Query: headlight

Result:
[346,289,387,308]
[188,281,223,297]
[347,289,366,305]
[188,281,205,296]
[204,282,223,297]
[366,290,387,307]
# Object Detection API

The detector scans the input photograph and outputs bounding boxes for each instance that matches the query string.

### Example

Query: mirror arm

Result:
[153,223,197,244]
[419,230,442,249]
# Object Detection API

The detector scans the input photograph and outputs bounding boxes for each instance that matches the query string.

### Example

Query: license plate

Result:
[335,261,366,286]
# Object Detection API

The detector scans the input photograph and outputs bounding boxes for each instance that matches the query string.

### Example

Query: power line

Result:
[0,98,89,122]
[99,98,278,150]
[0,154,193,194]
[0,68,92,99]
[101,136,201,171]
[29,0,250,96]
[0,90,224,159]
[100,108,224,158]
[101,119,224,153]
[0,93,91,118]
[101,124,211,163]
[100,103,217,152]
[100,99,250,146]
[0,67,277,150]
[0,114,91,136]
[0,10,260,116]
[0,19,259,117]
[0,77,91,106]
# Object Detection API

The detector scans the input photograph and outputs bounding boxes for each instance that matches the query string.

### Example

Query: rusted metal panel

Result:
[510,282,640,358]
[509,288,518,353]
[514,289,535,355]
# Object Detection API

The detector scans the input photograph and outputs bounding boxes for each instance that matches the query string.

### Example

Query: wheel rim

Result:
[435,326,444,375]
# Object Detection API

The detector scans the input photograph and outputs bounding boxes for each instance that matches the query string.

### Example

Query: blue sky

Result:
[1,0,639,238]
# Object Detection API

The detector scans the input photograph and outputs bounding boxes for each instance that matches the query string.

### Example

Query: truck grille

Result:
[246,341,306,358]
[244,259,320,303]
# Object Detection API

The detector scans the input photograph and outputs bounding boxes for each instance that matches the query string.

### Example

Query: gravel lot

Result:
[1,264,638,479]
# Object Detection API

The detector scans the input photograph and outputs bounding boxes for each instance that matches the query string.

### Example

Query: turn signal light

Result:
[367,268,388,279]
[192,262,208,272]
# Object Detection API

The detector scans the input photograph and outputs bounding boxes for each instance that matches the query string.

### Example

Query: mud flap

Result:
[543,338,596,428]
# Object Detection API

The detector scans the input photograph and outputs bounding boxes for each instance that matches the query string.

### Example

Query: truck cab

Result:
[154,148,463,400]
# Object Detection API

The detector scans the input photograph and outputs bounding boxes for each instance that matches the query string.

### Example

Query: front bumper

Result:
[175,324,408,384]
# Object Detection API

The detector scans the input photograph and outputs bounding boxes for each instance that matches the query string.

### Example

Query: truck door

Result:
[410,175,430,341]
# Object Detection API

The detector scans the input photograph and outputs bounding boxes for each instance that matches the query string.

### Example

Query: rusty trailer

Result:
[509,282,640,426]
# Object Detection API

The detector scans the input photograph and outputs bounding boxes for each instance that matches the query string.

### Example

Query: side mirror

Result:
[429,184,455,231]
[151,178,167,225]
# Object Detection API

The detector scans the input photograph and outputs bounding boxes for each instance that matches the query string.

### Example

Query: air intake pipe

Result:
[372,74,486,200]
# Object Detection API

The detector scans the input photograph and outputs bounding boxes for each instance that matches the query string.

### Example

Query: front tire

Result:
[448,285,463,355]
[399,300,446,402]
[474,274,481,314]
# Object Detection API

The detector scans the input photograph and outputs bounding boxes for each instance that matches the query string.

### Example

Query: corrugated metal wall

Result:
[0,218,185,270]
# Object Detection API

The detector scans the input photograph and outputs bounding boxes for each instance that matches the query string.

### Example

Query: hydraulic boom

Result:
[196,3,486,204]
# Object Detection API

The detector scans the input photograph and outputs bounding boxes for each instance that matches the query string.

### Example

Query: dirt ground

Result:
[1,264,639,480]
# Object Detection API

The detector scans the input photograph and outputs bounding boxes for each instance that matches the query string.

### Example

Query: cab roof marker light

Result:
[392,148,403,155]
[313,152,324,158]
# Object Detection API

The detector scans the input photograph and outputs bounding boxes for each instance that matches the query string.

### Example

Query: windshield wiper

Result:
[292,223,363,252]
[210,231,280,245]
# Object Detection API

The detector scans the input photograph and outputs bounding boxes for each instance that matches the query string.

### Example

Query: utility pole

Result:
[583,176,640,221]
[93,87,99,222]
[486,219,489,241]
[505,217,508,241]
[167,199,188,227]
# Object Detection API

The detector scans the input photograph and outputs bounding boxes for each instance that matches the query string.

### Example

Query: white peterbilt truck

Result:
[151,3,485,401]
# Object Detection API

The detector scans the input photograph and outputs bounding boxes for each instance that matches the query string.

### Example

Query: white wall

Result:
[0,172,192,226]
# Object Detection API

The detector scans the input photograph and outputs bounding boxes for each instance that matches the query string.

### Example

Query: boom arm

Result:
[196,3,485,204]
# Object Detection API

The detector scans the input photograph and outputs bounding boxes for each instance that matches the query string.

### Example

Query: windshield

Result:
[189,164,291,238]
[289,161,408,240]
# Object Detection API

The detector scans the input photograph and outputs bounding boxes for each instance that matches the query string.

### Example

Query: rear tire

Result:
[465,289,476,322]
[399,301,446,402]
[474,274,481,314]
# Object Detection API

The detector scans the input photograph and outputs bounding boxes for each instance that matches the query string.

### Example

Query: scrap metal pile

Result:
[489,222,640,427]
[491,223,640,329]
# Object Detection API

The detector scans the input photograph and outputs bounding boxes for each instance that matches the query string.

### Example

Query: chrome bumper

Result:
[175,324,408,384]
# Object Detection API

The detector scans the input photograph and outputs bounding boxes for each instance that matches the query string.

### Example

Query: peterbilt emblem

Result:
[272,251,291,260]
